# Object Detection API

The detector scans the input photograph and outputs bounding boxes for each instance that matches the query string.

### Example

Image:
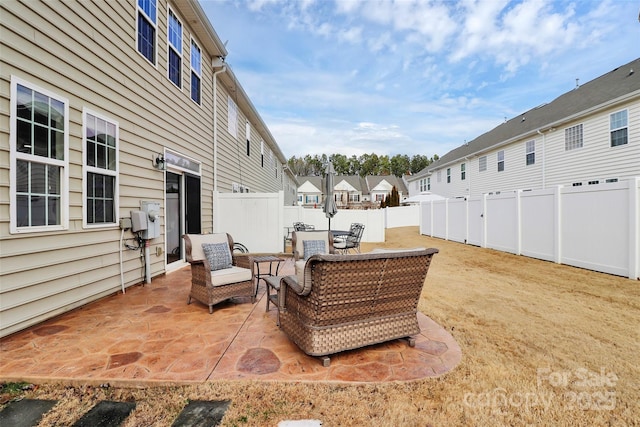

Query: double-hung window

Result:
[167,8,182,88]
[246,121,251,156]
[497,150,505,172]
[10,78,69,233]
[461,163,466,180]
[137,0,157,65]
[525,140,535,165]
[83,110,118,226]
[446,168,451,183]
[190,39,201,104]
[610,110,628,147]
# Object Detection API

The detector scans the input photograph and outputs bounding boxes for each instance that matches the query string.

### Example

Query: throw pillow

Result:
[202,242,233,271]
[303,239,326,261]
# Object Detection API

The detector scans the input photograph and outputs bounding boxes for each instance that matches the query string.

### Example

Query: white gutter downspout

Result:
[212,59,227,192]
[537,130,546,189]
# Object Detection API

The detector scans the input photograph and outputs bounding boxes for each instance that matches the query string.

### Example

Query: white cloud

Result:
[202,0,638,161]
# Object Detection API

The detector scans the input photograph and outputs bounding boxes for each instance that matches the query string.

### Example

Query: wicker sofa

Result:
[278,248,438,366]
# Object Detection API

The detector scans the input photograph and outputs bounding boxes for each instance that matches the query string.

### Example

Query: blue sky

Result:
[200,0,639,159]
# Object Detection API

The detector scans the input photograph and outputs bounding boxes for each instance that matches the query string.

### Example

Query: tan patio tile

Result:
[0,264,461,385]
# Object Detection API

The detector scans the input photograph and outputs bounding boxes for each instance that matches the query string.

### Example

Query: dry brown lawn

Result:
[5,227,639,426]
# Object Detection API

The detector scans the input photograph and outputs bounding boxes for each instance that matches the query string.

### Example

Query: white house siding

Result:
[544,101,640,188]
[0,0,287,337]
[424,95,639,199]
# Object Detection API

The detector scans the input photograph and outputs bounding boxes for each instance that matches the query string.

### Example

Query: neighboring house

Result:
[333,175,367,208]
[297,174,408,208]
[0,0,291,337]
[296,176,323,207]
[407,58,640,198]
[366,175,408,204]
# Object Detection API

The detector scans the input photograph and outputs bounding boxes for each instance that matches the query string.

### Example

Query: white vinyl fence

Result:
[213,191,422,253]
[420,178,640,279]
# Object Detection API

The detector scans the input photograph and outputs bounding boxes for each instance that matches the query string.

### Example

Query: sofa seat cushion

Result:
[210,266,252,287]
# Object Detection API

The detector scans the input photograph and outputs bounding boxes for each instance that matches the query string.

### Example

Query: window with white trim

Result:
[137,0,156,65]
[83,110,118,226]
[167,7,182,88]
[461,163,466,180]
[497,150,504,172]
[260,140,264,167]
[190,38,201,104]
[419,178,427,192]
[427,177,431,191]
[479,156,487,172]
[10,78,69,232]
[610,110,628,147]
[526,140,535,165]
[349,193,360,202]
[227,96,238,137]
[305,195,319,204]
[446,168,451,183]
[565,124,583,150]
[246,121,251,156]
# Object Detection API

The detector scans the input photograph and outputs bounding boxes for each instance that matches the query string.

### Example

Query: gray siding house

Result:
[407,58,640,198]
[0,0,291,337]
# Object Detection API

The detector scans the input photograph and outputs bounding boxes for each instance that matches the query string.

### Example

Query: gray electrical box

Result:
[130,210,147,232]
[140,201,161,240]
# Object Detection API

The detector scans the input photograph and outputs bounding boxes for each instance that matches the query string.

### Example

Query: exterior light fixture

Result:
[153,153,166,170]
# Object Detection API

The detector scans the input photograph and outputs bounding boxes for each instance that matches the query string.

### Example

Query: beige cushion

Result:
[210,266,252,287]
[294,231,330,260]
[187,233,229,261]
[295,260,306,284]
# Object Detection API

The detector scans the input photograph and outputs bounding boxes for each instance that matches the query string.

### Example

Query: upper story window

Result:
[427,177,431,191]
[246,121,251,156]
[479,155,487,172]
[167,8,182,88]
[190,39,201,104]
[419,177,427,192]
[460,163,466,180]
[228,96,238,137]
[565,124,583,151]
[261,140,264,167]
[83,110,118,226]
[446,168,451,183]
[137,0,157,65]
[526,140,535,165]
[497,150,505,172]
[610,110,628,147]
[10,77,69,233]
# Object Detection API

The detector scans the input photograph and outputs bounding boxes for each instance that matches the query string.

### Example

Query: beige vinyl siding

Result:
[0,0,219,336]
[213,82,285,194]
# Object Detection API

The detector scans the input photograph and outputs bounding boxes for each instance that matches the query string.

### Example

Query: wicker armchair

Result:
[278,248,438,366]
[183,233,254,313]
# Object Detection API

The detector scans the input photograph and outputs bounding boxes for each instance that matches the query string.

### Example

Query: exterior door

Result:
[165,171,201,265]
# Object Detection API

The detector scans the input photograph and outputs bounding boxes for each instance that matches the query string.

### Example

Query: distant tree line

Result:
[287,153,440,177]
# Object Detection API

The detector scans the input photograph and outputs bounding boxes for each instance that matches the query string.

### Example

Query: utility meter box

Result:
[140,200,161,240]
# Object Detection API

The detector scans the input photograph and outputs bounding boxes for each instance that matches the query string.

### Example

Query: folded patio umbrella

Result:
[323,161,338,230]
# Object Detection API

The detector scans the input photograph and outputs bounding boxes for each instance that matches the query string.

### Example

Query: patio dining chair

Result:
[333,223,365,254]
